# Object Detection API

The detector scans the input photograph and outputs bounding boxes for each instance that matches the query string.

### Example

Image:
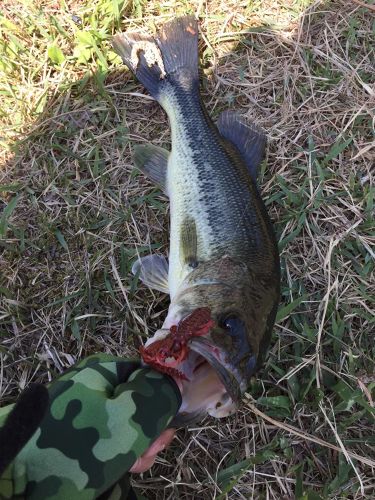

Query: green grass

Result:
[1,0,374,498]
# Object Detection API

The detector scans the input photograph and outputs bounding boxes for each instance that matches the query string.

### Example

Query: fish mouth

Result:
[142,310,247,426]
[189,337,243,403]
[169,336,244,426]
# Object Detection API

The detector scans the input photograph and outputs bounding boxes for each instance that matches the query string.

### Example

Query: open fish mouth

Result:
[189,336,243,403]
[140,308,246,425]
[169,337,244,426]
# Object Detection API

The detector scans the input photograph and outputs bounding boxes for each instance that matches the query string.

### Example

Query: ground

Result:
[0,0,374,498]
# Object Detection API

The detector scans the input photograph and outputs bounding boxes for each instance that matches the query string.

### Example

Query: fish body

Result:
[163,90,276,297]
[113,17,280,420]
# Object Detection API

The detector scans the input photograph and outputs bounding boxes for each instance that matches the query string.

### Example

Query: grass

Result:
[0,0,374,498]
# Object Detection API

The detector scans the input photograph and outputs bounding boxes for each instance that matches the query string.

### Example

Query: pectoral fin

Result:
[132,254,169,293]
[180,217,198,268]
[133,144,169,194]
[217,111,266,182]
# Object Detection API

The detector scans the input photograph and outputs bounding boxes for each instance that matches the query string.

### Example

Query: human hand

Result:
[129,428,175,473]
[0,355,181,498]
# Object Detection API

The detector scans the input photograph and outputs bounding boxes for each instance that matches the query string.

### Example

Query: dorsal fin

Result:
[133,144,169,194]
[217,111,266,182]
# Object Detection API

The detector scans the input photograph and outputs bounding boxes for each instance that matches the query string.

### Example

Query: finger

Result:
[129,428,175,473]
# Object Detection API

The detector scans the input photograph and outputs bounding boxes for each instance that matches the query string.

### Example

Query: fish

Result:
[112,16,280,422]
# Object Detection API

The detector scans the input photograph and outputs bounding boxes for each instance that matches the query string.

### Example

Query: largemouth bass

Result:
[113,16,280,421]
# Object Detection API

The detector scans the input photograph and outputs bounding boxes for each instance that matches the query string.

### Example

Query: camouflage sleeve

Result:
[0,354,181,499]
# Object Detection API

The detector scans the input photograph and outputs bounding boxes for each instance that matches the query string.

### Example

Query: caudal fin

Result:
[112,16,199,99]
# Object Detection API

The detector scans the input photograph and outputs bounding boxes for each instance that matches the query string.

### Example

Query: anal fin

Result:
[132,254,169,293]
[217,111,266,182]
[133,144,169,195]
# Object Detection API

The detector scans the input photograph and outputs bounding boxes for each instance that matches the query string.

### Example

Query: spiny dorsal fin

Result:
[217,111,266,182]
[132,254,169,293]
[180,217,198,268]
[133,144,169,195]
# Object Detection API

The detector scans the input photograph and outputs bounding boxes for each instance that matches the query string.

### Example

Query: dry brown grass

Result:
[1,0,374,498]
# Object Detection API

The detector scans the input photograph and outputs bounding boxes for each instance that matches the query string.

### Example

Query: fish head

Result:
[163,255,279,423]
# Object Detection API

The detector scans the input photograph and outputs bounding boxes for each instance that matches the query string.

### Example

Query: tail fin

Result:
[112,16,199,99]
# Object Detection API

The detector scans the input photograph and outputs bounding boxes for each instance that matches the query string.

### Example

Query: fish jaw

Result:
[141,310,240,422]
[168,347,239,423]
[175,358,237,423]
[142,328,243,422]
[188,336,245,401]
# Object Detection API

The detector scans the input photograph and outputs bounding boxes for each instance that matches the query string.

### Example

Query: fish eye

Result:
[221,315,243,333]
[221,315,257,376]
